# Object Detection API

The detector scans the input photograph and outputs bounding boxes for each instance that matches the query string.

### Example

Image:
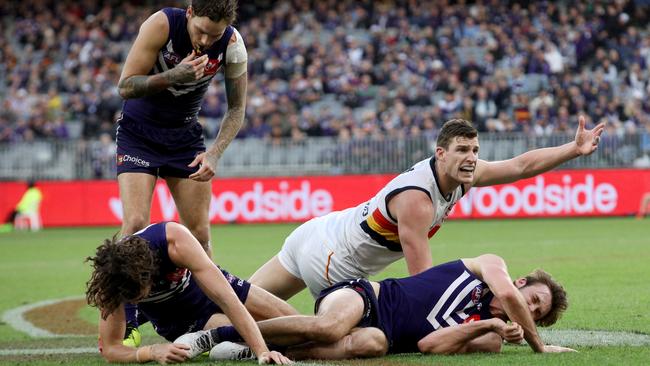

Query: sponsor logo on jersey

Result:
[471,285,483,304]
[117,154,150,168]
[204,53,223,75]
[463,314,481,323]
[166,268,188,283]
[162,50,181,65]
[204,59,221,75]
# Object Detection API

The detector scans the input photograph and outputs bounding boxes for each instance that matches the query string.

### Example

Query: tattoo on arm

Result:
[209,73,247,158]
[118,66,193,99]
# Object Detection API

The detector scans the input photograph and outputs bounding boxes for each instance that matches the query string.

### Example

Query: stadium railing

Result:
[0,131,648,180]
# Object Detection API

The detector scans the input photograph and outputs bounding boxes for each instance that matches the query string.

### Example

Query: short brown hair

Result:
[436,119,478,149]
[522,269,568,327]
[191,0,238,23]
[85,235,156,320]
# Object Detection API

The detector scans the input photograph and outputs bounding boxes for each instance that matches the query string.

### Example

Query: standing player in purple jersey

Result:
[186,254,574,360]
[116,0,247,345]
[116,0,248,255]
[85,222,293,364]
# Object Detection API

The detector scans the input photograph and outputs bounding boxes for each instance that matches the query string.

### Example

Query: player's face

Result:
[439,136,479,184]
[186,9,229,53]
[518,283,553,321]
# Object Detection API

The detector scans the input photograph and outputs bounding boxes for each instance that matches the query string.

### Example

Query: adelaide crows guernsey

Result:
[316,157,465,277]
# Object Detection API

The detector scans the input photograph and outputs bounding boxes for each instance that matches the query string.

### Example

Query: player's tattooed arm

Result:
[206,71,247,164]
[118,63,200,99]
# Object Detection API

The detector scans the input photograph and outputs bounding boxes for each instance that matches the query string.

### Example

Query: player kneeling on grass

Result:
[183,254,575,361]
[85,222,294,364]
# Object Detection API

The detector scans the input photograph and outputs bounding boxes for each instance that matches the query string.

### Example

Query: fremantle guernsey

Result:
[131,223,250,340]
[316,157,465,277]
[121,7,234,127]
[377,260,494,353]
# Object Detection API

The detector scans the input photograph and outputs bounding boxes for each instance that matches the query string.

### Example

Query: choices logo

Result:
[116,154,150,168]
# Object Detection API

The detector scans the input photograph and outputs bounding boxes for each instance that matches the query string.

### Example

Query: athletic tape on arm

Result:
[225,28,247,78]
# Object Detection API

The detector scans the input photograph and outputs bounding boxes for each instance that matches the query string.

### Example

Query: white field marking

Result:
[0,347,97,356]
[1,295,87,338]
[538,329,650,347]
[1,329,650,357]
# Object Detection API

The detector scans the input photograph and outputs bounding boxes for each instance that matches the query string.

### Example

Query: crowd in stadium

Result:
[1,0,649,148]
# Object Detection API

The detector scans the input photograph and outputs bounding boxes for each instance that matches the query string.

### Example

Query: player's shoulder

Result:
[136,10,170,45]
[144,10,171,28]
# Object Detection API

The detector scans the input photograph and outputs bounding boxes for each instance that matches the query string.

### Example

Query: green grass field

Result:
[0,217,649,365]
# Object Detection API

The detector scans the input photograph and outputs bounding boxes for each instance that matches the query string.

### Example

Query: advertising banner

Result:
[1,169,648,227]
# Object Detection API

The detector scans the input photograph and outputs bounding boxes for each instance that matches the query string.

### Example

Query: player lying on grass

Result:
[177,254,574,361]
[85,222,294,364]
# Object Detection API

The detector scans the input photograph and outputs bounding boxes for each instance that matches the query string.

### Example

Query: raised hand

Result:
[574,115,606,156]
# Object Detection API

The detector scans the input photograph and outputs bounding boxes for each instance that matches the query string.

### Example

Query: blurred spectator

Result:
[0,0,647,158]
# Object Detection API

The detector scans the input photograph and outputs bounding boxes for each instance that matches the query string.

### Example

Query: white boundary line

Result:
[0,347,97,356]
[1,295,87,338]
[2,298,650,357]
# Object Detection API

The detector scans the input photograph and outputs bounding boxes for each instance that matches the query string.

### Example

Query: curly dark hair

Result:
[191,0,238,23]
[522,269,568,327]
[85,235,156,320]
[436,119,478,149]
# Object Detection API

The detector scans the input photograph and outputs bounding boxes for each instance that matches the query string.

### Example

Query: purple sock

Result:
[212,326,243,343]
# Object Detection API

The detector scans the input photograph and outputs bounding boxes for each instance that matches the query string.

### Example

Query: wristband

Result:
[136,345,151,363]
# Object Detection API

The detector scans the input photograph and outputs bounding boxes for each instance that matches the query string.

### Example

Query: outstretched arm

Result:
[165,223,273,361]
[473,115,605,187]
[463,254,546,352]
[389,190,435,275]
[98,303,190,364]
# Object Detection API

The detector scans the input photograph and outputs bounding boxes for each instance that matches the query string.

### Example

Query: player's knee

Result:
[121,216,149,236]
[348,331,388,357]
[482,333,503,353]
[310,317,348,344]
[185,223,210,248]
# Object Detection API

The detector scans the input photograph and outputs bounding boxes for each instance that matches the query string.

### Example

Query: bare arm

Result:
[389,190,435,275]
[463,254,545,352]
[165,223,270,358]
[417,319,505,354]
[188,67,247,181]
[98,304,189,364]
[117,12,209,99]
[473,116,606,187]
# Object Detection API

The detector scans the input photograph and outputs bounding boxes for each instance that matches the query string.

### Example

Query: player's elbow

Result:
[117,77,137,99]
[496,288,520,305]
[99,345,122,363]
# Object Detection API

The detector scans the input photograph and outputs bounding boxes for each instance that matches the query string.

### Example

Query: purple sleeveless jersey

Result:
[378,260,495,353]
[133,223,250,341]
[121,8,233,128]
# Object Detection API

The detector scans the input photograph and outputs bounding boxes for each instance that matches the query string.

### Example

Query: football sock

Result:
[214,326,243,343]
